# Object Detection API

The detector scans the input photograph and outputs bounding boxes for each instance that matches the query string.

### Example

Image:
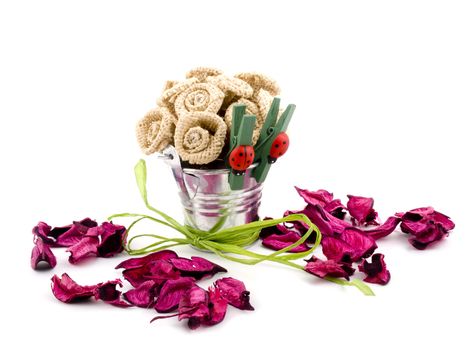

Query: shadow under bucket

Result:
[163,147,263,232]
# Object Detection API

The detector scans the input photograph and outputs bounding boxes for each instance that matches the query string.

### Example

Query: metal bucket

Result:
[162,146,263,232]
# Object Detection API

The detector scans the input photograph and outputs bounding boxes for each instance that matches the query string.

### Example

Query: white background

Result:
[1,1,466,349]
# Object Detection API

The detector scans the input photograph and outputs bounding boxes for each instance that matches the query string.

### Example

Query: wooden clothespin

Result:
[252,97,295,184]
[227,105,256,190]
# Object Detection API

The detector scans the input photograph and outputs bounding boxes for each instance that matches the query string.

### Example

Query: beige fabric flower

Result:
[174,82,224,117]
[206,75,253,99]
[136,107,176,155]
[186,67,223,81]
[224,98,264,145]
[234,72,281,96]
[174,112,227,165]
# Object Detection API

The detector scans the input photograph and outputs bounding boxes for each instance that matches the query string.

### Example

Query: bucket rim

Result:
[182,162,259,175]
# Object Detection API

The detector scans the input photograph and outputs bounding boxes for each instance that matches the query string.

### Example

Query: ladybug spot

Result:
[232,158,235,161]
[250,153,253,156]
[274,144,279,148]
[247,160,251,164]
[239,153,243,156]
[283,141,287,145]
[237,164,241,167]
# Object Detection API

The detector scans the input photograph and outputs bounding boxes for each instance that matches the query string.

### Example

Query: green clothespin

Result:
[227,105,256,190]
[252,97,295,184]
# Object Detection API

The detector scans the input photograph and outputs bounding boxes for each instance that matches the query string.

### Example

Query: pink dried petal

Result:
[259,218,293,238]
[339,228,377,261]
[321,236,354,263]
[324,199,347,219]
[97,222,126,258]
[204,287,228,326]
[431,211,455,231]
[178,285,210,330]
[295,187,334,206]
[154,277,196,313]
[115,250,178,269]
[408,225,447,250]
[354,216,401,240]
[304,204,351,235]
[358,253,390,285]
[94,279,132,308]
[31,238,57,270]
[169,256,227,280]
[304,256,354,280]
[32,222,54,245]
[51,273,97,303]
[67,236,99,264]
[122,266,150,288]
[214,277,254,311]
[145,260,181,282]
[55,218,98,247]
[262,231,309,252]
[347,195,379,226]
[124,280,158,308]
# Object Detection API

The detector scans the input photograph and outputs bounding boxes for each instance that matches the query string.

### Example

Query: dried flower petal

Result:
[262,231,309,252]
[31,238,57,270]
[94,279,132,307]
[115,250,178,270]
[51,273,97,303]
[347,195,379,226]
[321,236,354,263]
[304,256,355,280]
[169,256,227,280]
[339,229,377,261]
[97,222,126,258]
[122,266,150,288]
[67,236,99,264]
[295,187,334,206]
[205,286,228,326]
[178,285,210,330]
[358,253,391,285]
[324,199,347,219]
[154,277,196,313]
[214,277,254,311]
[122,260,180,288]
[123,280,158,308]
[347,216,401,240]
[398,207,455,249]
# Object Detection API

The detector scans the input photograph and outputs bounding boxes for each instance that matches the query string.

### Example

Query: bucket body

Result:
[179,166,262,232]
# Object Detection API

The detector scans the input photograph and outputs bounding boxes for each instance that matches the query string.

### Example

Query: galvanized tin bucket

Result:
[162,146,263,232]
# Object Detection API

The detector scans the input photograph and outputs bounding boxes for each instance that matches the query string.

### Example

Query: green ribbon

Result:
[109,159,374,296]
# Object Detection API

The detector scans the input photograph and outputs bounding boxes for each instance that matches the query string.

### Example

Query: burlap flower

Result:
[174,112,227,165]
[234,72,281,96]
[174,82,224,117]
[186,67,223,82]
[136,107,176,155]
[206,75,253,99]
[225,98,265,145]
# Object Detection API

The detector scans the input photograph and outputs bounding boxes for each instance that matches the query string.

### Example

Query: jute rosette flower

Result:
[136,107,176,155]
[234,72,281,97]
[174,82,225,117]
[206,75,253,99]
[186,67,223,82]
[224,98,264,145]
[174,111,227,165]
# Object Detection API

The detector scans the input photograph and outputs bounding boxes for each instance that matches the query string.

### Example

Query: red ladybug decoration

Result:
[229,145,255,175]
[268,132,289,164]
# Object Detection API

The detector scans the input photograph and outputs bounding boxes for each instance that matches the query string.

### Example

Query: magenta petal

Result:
[321,236,353,263]
[178,285,210,330]
[295,187,333,206]
[97,222,126,258]
[355,216,401,240]
[262,231,309,252]
[409,225,447,250]
[51,273,97,303]
[169,256,227,280]
[339,229,378,261]
[204,287,228,326]
[67,236,99,264]
[115,250,178,270]
[347,195,379,226]
[358,253,391,285]
[303,204,351,235]
[94,279,132,307]
[304,256,354,280]
[122,266,150,288]
[32,222,54,245]
[154,277,196,313]
[55,218,98,247]
[324,199,347,219]
[31,238,57,270]
[214,277,254,311]
[259,218,294,238]
[124,280,158,308]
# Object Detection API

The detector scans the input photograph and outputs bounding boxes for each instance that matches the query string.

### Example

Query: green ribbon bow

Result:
[109,159,374,296]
